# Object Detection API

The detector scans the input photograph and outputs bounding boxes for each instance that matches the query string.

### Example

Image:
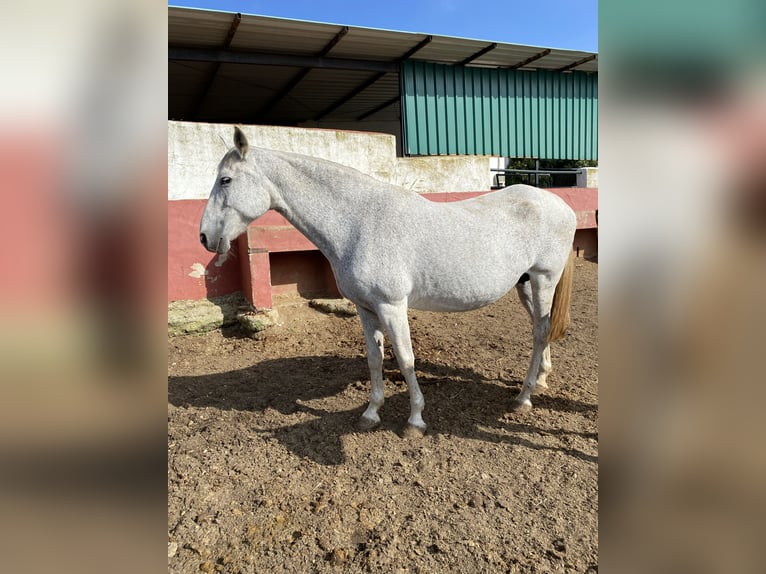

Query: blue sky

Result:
[169,1,597,52]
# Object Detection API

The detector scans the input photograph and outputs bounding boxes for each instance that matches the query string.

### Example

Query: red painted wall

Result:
[168,189,597,303]
[167,200,242,301]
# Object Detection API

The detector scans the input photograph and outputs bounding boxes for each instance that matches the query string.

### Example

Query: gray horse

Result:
[200,127,576,436]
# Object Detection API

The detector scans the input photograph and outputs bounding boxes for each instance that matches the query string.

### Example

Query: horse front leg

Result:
[375,302,426,437]
[357,306,386,430]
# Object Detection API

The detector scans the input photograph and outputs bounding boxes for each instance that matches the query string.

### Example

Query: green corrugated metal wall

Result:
[401,61,598,159]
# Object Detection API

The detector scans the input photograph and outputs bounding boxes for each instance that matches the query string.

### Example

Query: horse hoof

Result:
[402,424,426,439]
[510,399,533,413]
[358,415,380,431]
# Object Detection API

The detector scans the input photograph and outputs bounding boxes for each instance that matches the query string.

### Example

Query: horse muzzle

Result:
[199,232,229,254]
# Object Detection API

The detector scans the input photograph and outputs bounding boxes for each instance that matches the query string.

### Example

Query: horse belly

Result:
[407,268,519,312]
[408,294,505,312]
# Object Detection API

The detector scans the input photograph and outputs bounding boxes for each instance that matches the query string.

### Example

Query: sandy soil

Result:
[168,259,598,573]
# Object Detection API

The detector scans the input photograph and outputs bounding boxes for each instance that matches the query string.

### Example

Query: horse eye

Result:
[220,176,232,186]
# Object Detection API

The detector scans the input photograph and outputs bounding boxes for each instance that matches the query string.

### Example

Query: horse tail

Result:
[548,250,574,342]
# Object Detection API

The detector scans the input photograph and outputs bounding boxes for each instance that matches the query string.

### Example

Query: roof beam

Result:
[254,26,349,120]
[557,54,597,72]
[313,36,431,122]
[509,48,551,69]
[192,13,241,118]
[398,35,433,60]
[318,26,350,57]
[459,43,497,66]
[169,47,399,73]
[222,12,242,45]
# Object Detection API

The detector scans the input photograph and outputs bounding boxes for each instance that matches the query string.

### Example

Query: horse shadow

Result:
[168,355,597,466]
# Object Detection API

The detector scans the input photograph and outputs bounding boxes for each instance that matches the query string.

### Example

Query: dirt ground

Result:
[168,260,598,574]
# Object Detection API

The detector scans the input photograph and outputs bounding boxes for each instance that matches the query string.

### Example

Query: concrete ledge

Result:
[309,298,358,316]
[168,292,250,336]
[237,308,280,337]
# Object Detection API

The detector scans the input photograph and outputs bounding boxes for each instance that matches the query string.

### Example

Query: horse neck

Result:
[258,149,383,261]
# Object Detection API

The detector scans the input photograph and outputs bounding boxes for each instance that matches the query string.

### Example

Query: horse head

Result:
[199,127,272,254]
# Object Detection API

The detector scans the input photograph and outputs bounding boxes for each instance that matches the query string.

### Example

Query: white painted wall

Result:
[168,121,492,200]
[576,167,599,188]
[301,119,403,155]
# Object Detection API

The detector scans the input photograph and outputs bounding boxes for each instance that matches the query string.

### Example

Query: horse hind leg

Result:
[512,275,557,412]
[375,301,426,437]
[357,306,386,430]
[536,347,552,394]
[515,281,552,394]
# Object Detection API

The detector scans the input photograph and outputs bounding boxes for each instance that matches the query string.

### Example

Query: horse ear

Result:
[233,126,249,159]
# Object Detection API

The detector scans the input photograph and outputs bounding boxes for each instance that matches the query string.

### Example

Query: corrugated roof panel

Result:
[168,8,234,47]
[169,8,598,70]
[467,44,594,70]
[230,19,344,55]
[542,50,596,71]
[414,37,494,63]
[329,28,428,61]
[474,44,547,66]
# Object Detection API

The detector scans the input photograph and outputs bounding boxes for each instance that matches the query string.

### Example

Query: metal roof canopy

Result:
[169,6,597,130]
